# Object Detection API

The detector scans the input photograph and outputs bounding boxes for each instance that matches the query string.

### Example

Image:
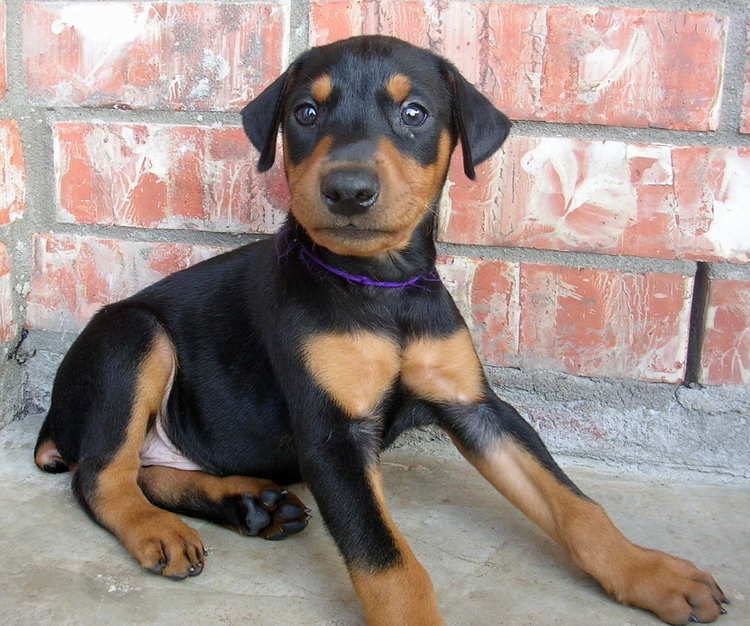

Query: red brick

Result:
[0,3,7,100]
[438,256,692,382]
[742,20,750,133]
[54,122,289,232]
[309,2,726,131]
[27,234,227,332]
[0,120,26,225]
[0,243,13,343]
[439,137,750,264]
[23,2,287,111]
[700,280,750,385]
[310,0,431,47]
[519,265,692,382]
[436,255,520,366]
[539,6,725,131]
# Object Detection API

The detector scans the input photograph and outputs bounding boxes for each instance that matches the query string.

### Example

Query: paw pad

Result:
[237,488,310,540]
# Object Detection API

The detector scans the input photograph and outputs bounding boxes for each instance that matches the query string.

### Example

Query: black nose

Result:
[321,168,380,216]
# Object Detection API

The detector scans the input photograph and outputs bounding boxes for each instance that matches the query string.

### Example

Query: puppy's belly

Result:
[140,413,204,472]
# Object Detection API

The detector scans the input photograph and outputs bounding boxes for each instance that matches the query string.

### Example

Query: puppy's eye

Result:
[294,103,318,126]
[401,102,428,127]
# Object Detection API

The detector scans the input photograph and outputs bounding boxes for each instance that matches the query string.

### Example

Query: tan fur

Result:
[303,332,400,418]
[286,134,333,237]
[34,439,65,469]
[402,329,483,404]
[286,130,451,257]
[349,467,443,626]
[93,333,204,577]
[460,439,723,624]
[370,131,451,252]
[385,73,411,103]
[137,466,307,539]
[311,74,333,103]
[138,466,275,506]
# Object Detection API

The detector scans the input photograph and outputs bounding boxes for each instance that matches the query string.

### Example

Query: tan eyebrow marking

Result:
[386,73,411,103]
[311,74,333,103]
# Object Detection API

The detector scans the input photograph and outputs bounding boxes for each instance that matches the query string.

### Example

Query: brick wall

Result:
[1,1,749,474]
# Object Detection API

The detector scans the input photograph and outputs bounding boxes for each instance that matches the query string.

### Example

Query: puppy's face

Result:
[243,36,511,257]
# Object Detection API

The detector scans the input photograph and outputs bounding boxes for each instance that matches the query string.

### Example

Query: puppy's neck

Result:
[283,213,437,285]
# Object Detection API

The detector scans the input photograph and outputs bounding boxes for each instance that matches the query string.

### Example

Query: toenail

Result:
[265,531,285,541]
[259,489,285,508]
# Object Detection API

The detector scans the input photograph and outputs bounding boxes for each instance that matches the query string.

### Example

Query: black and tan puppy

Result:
[34,36,726,625]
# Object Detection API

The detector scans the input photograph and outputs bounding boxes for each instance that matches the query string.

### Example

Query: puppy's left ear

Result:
[443,61,512,180]
[241,69,292,172]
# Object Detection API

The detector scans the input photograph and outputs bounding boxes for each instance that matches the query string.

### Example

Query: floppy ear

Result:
[443,62,512,180]
[241,69,291,172]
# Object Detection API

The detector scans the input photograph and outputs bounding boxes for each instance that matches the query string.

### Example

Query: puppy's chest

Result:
[302,328,483,418]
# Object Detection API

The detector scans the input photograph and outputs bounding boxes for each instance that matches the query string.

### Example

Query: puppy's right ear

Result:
[241,69,291,172]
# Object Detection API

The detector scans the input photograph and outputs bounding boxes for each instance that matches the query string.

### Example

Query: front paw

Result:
[616,547,728,625]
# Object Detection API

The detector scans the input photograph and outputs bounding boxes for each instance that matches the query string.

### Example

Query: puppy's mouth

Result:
[316,225,393,240]
[309,223,407,256]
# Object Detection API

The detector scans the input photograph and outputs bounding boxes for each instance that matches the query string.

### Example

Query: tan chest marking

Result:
[401,329,484,404]
[303,332,401,418]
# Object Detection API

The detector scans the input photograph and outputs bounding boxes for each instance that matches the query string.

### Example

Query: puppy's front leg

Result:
[441,397,726,625]
[401,327,726,625]
[291,331,443,626]
[299,426,441,626]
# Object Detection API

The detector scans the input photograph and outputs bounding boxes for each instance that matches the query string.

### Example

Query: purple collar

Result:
[278,229,440,289]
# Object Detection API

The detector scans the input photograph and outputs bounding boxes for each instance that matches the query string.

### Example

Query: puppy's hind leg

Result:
[138,466,310,540]
[64,306,205,579]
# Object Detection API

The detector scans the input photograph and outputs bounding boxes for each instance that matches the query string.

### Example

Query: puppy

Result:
[35,36,726,625]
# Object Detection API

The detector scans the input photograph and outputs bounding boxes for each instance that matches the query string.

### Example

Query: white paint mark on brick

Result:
[0,122,25,226]
[626,144,673,186]
[54,4,157,81]
[520,138,637,250]
[0,245,14,343]
[704,150,750,261]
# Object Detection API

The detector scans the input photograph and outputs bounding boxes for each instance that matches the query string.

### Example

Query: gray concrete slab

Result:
[1,414,748,626]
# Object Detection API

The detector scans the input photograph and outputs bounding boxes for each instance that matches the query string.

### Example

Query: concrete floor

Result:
[1,414,748,626]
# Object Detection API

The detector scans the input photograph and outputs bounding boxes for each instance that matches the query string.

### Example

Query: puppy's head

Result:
[242,36,511,257]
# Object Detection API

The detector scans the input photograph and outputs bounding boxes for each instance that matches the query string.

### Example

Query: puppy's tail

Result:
[34,416,70,474]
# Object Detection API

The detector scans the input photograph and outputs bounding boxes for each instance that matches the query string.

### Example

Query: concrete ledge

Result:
[0,339,25,431]
[486,367,750,481]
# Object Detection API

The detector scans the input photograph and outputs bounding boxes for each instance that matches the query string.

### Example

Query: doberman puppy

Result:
[34,36,727,625]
